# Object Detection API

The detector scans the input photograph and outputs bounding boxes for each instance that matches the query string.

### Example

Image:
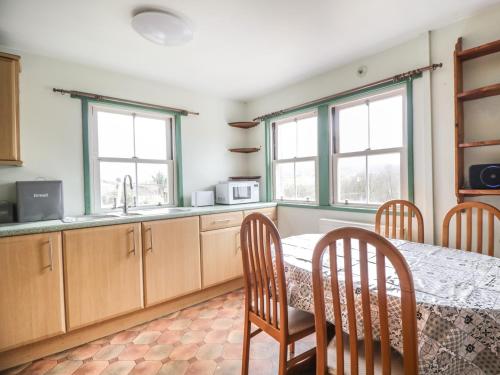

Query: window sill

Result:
[276,202,377,214]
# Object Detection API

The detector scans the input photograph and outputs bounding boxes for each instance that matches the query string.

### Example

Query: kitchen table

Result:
[280,234,500,374]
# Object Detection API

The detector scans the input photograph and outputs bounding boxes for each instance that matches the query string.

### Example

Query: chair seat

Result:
[251,303,315,336]
[327,334,404,375]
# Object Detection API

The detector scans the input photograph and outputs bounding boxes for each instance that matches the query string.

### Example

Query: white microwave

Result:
[216,181,260,205]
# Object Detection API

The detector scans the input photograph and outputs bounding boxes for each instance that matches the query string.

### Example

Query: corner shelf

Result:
[453,37,500,203]
[228,121,260,129]
[228,147,261,154]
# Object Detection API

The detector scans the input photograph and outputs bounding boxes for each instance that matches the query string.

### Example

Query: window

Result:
[332,88,407,206]
[272,111,318,203]
[89,104,176,212]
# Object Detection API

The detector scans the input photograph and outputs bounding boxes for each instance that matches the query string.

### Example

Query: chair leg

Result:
[289,342,295,358]
[241,316,251,375]
[278,341,288,375]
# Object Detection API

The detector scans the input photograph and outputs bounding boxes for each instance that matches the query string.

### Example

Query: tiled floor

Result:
[4,289,315,375]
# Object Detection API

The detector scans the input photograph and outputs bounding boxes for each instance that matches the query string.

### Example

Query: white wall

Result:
[246,34,436,242]
[0,52,248,215]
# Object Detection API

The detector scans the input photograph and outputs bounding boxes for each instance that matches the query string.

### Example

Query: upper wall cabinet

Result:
[0,52,21,166]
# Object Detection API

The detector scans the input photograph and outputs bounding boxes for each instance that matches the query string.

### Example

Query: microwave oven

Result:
[216,181,260,205]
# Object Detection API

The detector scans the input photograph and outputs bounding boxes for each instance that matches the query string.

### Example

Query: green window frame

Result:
[80,98,184,214]
[264,77,416,214]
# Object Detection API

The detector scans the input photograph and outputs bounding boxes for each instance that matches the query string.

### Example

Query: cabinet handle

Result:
[46,238,54,271]
[128,228,136,256]
[146,227,154,253]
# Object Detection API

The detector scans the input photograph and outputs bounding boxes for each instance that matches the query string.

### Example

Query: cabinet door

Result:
[0,54,20,163]
[201,226,243,288]
[63,223,143,330]
[143,217,201,306]
[0,232,65,351]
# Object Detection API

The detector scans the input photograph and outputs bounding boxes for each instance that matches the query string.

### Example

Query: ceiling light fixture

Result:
[132,10,193,46]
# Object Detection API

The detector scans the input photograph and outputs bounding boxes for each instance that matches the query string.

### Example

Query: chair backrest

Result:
[375,200,424,243]
[312,227,418,375]
[442,201,500,256]
[240,213,288,336]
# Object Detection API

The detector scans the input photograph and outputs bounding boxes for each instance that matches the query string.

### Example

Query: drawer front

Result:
[244,207,277,221]
[200,211,243,231]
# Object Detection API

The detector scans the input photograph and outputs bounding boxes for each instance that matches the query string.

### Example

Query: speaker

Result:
[469,164,500,189]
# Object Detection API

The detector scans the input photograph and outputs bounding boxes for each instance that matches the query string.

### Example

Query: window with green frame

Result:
[266,80,414,213]
[80,99,184,214]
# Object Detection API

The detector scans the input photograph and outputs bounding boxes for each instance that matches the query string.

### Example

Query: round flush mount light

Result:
[132,10,193,46]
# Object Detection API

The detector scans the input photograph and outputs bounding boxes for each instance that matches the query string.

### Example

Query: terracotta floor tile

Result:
[196,344,223,360]
[197,310,217,320]
[248,360,274,375]
[100,361,135,375]
[189,319,213,331]
[158,361,189,375]
[68,345,101,361]
[146,319,171,332]
[93,345,125,361]
[130,361,162,375]
[204,330,228,344]
[226,330,243,344]
[169,344,199,360]
[118,345,150,361]
[249,342,276,360]
[214,360,241,375]
[167,319,192,331]
[181,330,207,344]
[157,331,182,345]
[22,359,57,375]
[210,319,233,331]
[180,308,201,320]
[45,360,83,375]
[133,332,161,345]
[72,361,109,375]
[110,331,139,345]
[222,343,243,360]
[143,345,174,361]
[186,360,217,375]
[2,362,32,375]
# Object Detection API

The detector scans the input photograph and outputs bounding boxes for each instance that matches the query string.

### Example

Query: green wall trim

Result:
[317,104,330,206]
[174,114,184,206]
[406,78,415,203]
[81,98,92,215]
[264,119,272,202]
[81,98,182,117]
[278,202,377,214]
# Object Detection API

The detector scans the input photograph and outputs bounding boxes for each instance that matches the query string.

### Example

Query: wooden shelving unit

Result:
[228,121,260,129]
[454,37,500,202]
[228,147,261,153]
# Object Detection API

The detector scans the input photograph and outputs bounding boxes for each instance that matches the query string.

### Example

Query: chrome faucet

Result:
[123,175,133,214]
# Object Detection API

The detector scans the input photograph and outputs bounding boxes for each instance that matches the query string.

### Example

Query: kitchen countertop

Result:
[0,202,277,237]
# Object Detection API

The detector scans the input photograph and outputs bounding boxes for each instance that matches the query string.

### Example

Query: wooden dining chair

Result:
[312,227,418,375]
[240,213,317,375]
[375,200,424,243]
[442,201,500,256]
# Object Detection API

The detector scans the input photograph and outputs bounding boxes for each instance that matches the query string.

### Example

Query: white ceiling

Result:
[1,0,499,100]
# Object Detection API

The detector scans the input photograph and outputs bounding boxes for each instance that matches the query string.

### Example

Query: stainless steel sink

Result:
[62,214,120,223]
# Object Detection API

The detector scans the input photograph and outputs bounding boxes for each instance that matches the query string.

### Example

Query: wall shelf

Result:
[229,176,261,181]
[228,147,261,153]
[228,121,260,129]
[453,37,500,202]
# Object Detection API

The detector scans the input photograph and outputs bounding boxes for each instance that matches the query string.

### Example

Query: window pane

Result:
[135,116,168,160]
[338,104,368,153]
[369,95,403,150]
[296,116,317,157]
[337,156,366,203]
[277,121,296,159]
[275,162,295,200]
[137,163,170,206]
[99,161,135,209]
[368,153,400,204]
[295,161,316,201]
[97,111,134,158]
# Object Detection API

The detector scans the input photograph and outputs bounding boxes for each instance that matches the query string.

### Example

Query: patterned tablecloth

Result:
[280,234,500,375]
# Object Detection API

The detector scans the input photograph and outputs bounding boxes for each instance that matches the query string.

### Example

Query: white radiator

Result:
[318,218,375,233]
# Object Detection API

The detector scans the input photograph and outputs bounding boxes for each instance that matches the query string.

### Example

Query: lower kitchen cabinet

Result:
[0,232,65,351]
[201,226,243,288]
[63,223,143,330]
[142,216,201,306]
